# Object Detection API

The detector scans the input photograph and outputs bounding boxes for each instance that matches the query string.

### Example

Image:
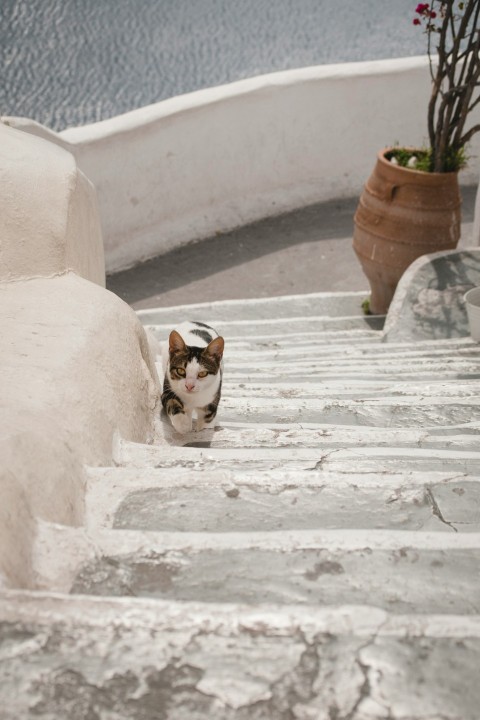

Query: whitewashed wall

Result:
[0,122,160,588]
[55,56,480,272]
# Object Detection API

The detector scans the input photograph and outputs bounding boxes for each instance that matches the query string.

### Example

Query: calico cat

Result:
[161,321,224,433]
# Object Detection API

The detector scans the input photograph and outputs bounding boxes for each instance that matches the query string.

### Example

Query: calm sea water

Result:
[1,0,427,131]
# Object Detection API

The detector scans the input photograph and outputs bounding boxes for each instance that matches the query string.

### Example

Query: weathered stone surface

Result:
[69,541,478,612]
[29,521,480,615]
[86,467,480,534]
[384,248,480,342]
[114,438,480,475]
[1,593,480,720]
[137,291,372,323]
[149,315,385,340]
[4,285,480,717]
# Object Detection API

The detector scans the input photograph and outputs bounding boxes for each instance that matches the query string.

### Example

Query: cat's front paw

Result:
[196,417,215,432]
[171,413,193,434]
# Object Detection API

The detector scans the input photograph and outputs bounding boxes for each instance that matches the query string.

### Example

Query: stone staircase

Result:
[2,290,480,719]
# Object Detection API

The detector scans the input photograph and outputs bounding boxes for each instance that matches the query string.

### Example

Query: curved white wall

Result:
[11,56,480,273]
[0,122,160,588]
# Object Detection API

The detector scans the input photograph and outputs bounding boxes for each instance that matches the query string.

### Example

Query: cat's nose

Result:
[185,381,195,391]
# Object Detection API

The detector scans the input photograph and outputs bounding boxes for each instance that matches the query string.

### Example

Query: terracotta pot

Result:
[353,148,461,314]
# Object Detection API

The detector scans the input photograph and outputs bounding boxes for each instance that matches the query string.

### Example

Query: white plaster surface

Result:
[0,122,105,286]
[0,123,160,589]
[0,273,160,588]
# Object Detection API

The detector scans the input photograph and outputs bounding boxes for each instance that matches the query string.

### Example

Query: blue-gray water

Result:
[2,0,427,132]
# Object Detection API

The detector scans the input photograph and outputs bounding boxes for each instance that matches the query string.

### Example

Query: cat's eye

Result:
[198,370,208,378]
[175,367,186,377]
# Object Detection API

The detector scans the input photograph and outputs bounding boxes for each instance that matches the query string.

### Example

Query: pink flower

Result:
[413,17,422,24]
[415,3,430,13]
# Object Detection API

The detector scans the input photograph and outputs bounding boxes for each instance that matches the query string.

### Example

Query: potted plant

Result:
[353,0,480,314]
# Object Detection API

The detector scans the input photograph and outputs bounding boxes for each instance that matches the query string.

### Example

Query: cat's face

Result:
[168,330,223,395]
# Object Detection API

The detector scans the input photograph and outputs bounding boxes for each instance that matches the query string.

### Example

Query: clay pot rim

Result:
[378,147,459,181]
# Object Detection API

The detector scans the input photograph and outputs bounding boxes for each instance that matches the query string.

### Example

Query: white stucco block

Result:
[0,121,105,285]
[0,273,161,589]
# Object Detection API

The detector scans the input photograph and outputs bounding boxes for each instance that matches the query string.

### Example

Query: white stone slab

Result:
[85,466,480,534]
[2,591,480,719]
[32,523,480,615]
[156,420,480,449]
[137,292,371,323]
[147,314,384,339]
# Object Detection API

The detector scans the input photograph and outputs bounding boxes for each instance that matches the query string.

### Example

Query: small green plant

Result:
[361,297,371,315]
[386,147,431,170]
[386,145,467,172]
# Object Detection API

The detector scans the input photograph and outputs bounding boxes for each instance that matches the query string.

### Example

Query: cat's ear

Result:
[205,336,224,361]
[169,330,186,353]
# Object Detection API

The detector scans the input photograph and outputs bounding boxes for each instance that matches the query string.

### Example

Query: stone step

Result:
[223,336,475,353]
[85,466,480,533]
[33,523,480,615]
[218,341,480,366]
[218,365,480,383]
[207,394,480,426]
[220,349,480,371]
[151,340,478,379]
[223,351,480,369]
[115,438,480,473]
[155,350,480,381]
[154,421,480,450]
[219,379,480,400]
[214,332,480,363]
[146,314,384,339]
[2,591,480,719]
[211,329,385,349]
[207,327,384,345]
[137,291,371,323]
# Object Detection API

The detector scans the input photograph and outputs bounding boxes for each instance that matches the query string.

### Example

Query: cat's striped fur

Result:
[161,321,224,433]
